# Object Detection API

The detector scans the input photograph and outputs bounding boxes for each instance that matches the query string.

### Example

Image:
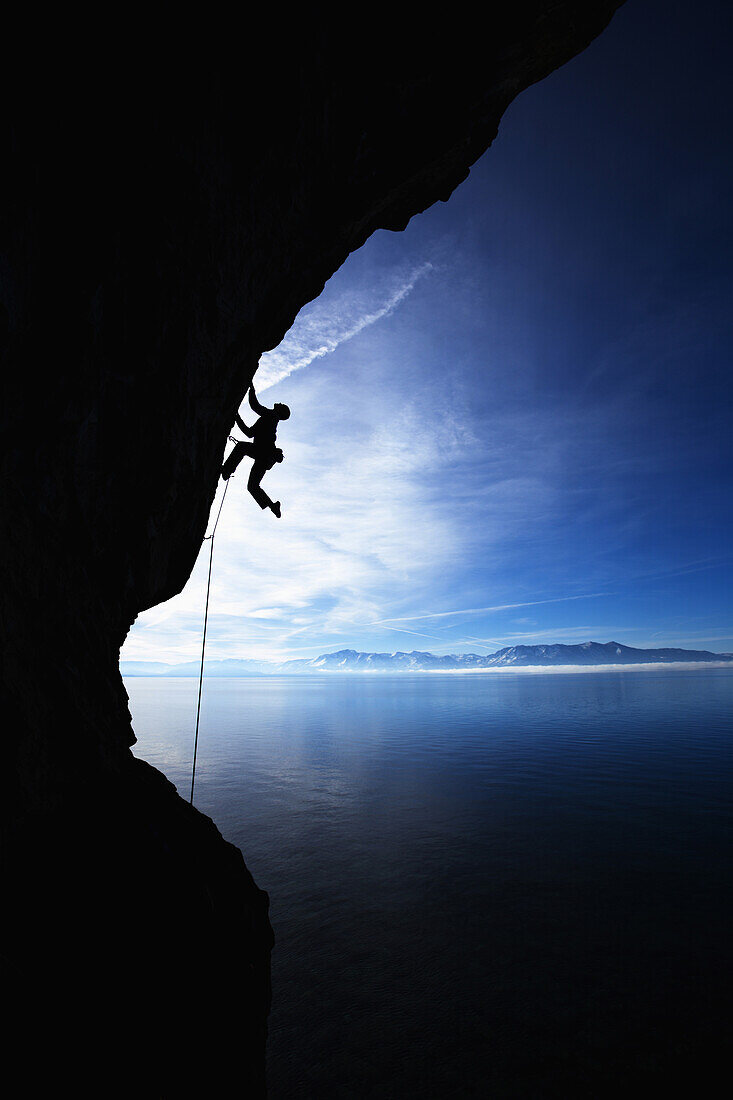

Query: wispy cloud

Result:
[120,167,733,669]
[122,259,458,664]
[352,622,450,644]
[255,262,433,391]
[369,592,611,625]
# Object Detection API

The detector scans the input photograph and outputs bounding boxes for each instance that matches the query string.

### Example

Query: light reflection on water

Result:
[127,669,733,1097]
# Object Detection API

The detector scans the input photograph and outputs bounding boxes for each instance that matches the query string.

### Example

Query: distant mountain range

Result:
[121,642,733,677]
[120,658,275,677]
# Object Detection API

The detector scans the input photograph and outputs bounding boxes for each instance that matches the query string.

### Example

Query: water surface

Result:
[127,669,733,1096]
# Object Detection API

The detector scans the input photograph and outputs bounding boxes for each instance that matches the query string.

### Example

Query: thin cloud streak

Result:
[256,262,433,391]
[370,592,611,625]
[354,622,450,644]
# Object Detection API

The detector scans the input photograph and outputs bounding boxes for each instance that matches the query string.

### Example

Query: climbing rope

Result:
[189,475,232,804]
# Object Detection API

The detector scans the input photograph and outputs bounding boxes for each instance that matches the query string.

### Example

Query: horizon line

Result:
[121,638,733,669]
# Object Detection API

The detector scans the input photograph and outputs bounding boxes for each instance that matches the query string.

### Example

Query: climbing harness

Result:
[189,474,232,804]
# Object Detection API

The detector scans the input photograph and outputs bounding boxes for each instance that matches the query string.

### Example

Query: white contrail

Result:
[256,262,433,391]
[369,592,610,625]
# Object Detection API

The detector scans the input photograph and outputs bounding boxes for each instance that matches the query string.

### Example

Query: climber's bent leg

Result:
[248,462,280,516]
[221,441,256,480]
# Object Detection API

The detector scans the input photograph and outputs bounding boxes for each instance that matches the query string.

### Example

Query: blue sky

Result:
[123,0,733,664]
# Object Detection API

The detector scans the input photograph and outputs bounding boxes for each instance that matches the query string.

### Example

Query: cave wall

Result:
[1,6,623,1090]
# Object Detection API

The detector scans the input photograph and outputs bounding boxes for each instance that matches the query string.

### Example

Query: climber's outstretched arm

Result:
[235,412,255,436]
[248,384,267,416]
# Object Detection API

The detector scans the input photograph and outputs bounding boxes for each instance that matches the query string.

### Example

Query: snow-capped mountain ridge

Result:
[121,642,733,677]
[277,641,733,673]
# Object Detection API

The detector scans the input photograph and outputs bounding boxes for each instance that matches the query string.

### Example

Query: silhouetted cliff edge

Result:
[1,9,622,1092]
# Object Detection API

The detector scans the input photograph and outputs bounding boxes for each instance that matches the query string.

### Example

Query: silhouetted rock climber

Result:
[221,384,290,517]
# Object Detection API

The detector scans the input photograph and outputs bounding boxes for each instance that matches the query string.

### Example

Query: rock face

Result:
[1,7,622,1090]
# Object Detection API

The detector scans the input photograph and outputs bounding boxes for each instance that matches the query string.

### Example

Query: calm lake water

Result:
[126,669,733,1097]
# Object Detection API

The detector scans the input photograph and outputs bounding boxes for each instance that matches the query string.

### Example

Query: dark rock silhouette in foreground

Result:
[2,7,634,1094]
